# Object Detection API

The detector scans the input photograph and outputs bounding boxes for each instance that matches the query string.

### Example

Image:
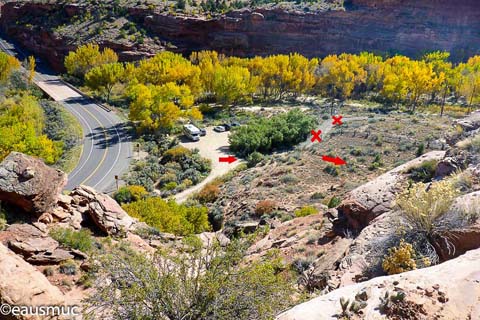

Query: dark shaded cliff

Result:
[1,0,479,71]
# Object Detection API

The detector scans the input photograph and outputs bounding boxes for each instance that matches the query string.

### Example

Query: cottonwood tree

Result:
[85,62,125,102]
[64,43,118,79]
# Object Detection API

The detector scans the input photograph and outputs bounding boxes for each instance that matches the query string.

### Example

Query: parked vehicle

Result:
[183,124,200,141]
[222,123,231,131]
[199,128,207,136]
[230,121,240,128]
[213,126,226,132]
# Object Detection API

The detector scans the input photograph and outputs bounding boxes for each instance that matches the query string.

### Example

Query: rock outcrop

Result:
[2,0,480,72]
[69,185,137,235]
[0,243,66,310]
[277,247,480,320]
[2,224,74,265]
[336,151,446,230]
[0,152,67,214]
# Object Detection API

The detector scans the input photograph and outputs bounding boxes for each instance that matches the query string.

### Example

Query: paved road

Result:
[0,36,132,193]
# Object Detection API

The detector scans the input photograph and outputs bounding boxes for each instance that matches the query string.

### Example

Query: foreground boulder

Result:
[0,152,67,214]
[336,151,446,230]
[0,243,65,310]
[70,185,137,235]
[3,224,74,265]
[277,247,480,320]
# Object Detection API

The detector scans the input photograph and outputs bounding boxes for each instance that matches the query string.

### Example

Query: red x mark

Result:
[311,129,322,142]
[332,115,343,125]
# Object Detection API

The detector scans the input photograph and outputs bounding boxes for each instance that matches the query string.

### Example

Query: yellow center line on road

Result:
[78,106,109,186]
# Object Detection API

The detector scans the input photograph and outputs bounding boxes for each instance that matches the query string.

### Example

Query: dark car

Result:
[199,128,207,136]
[230,121,240,128]
[222,123,231,131]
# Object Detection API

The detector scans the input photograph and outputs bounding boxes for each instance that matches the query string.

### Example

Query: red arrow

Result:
[219,156,237,164]
[322,155,347,166]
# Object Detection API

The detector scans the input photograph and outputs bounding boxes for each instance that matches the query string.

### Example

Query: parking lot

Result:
[174,126,242,203]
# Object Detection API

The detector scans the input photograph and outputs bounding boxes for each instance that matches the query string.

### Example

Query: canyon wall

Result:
[1,0,480,71]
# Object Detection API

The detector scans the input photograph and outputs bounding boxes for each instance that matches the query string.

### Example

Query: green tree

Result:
[85,62,125,102]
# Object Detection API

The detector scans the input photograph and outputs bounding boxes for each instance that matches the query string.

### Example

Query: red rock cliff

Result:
[1,0,479,71]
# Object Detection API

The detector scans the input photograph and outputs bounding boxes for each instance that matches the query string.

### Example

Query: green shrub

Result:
[294,206,317,217]
[407,160,438,182]
[86,237,293,319]
[229,109,317,157]
[49,228,94,253]
[327,196,341,208]
[0,211,6,231]
[324,164,339,176]
[416,143,425,157]
[247,151,265,168]
[122,198,210,235]
[59,260,77,275]
[163,181,178,191]
[114,185,148,204]
[281,174,299,184]
[310,192,325,200]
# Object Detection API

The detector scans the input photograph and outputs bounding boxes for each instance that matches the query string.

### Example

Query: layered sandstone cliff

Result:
[1,0,479,71]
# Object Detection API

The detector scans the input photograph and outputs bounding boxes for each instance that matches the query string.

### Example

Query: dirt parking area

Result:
[174,127,242,203]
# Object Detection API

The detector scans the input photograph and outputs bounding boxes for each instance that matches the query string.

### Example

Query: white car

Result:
[213,126,226,132]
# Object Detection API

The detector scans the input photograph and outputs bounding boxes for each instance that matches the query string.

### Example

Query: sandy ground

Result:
[174,127,242,203]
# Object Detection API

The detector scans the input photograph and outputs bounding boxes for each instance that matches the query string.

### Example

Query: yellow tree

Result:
[190,50,222,98]
[378,56,411,105]
[127,82,199,132]
[422,51,460,116]
[0,52,20,83]
[64,43,118,79]
[213,65,256,107]
[135,51,202,95]
[457,56,480,112]
[316,54,367,101]
[27,56,36,84]
[286,53,318,97]
[404,60,436,112]
[85,62,125,102]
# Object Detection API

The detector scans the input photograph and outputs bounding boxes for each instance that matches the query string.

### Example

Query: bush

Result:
[247,151,265,168]
[407,160,438,182]
[87,238,293,320]
[294,206,317,217]
[59,260,77,275]
[43,267,55,277]
[195,182,221,204]
[323,165,339,176]
[0,210,6,231]
[416,143,425,157]
[327,196,341,208]
[229,109,317,157]
[396,180,459,237]
[122,198,210,235]
[49,228,94,253]
[255,200,277,216]
[162,146,192,163]
[114,185,148,204]
[382,239,430,275]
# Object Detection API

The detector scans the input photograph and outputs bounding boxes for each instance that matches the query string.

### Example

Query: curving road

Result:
[0,36,132,193]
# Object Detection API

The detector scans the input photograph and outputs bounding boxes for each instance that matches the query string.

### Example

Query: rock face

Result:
[336,151,446,230]
[0,152,67,214]
[277,247,480,320]
[0,243,65,309]
[3,224,74,265]
[70,185,137,235]
[1,1,480,72]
